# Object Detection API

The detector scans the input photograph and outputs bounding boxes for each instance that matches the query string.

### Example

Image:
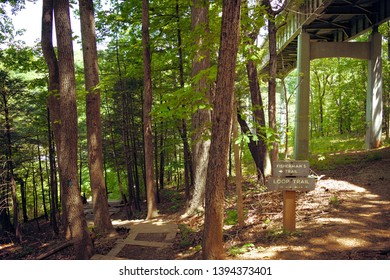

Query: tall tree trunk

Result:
[267,15,278,163]
[47,109,59,234]
[41,0,62,234]
[245,59,267,182]
[122,95,136,216]
[19,178,28,223]
[54,0,93,259]
[240,0,269,182]
[159,122,165,189]
[37,138,49,221]
[176,0,194,200]
[233,100,244,228]
[32,166,40,230]
[41,0,62,181]
[184,0,211,217]
[10,177,21,242]
[79,0,115,236]
[203,0,241,260]
[142,0,158,220]
[130,101,141,210]
[263,0,287,163]
[153,123,160,203]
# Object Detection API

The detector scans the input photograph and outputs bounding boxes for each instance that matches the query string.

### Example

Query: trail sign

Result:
[267,177,316,191]
[273,160,310,177]
[266,160,317,231]
[267,160,315,191]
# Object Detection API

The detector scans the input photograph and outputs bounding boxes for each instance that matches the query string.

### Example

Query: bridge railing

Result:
[260,0,327,72]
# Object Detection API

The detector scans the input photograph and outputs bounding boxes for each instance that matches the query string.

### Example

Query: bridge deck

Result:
[260,0,390,75]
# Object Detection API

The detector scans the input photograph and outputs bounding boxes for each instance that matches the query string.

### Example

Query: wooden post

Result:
[267,161,313,231]
[283,191,296,231]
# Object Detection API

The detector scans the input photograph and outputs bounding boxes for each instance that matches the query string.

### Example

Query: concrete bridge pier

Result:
[294,31,311,160]
[294,29,383,160]
[366,29,383,149]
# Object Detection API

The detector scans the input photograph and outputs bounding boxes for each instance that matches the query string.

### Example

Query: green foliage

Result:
[224,209,238,226]
[309,58,367,137]
[310,135,389,171]
[152,85,212,122]
[266,228,303,242]
[177,224,197,248]
[228,243,255,256]
[328,196,340,207]
[310,135,365,154]
[161,188,184,213]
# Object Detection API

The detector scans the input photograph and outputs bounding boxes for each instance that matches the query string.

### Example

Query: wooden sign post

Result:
[266,160,315,231]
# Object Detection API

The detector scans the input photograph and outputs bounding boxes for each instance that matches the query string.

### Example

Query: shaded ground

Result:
[224,147,390,260]
[1,147,389,260]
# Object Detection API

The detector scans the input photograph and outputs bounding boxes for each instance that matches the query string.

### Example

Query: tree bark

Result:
[46,109,59,234]
[203,0,241,260]
[184,0,211,217]
[176,0,194,200]
[79,0,115,236]
[37,137,49,221]
[19,178,28,223]
[267,14,278,163]
[41,0,61,235]
[41,0,62,175]
[54,0,93,259]
[245,59,267,182]
[262,0,287,164]
[142,0,158,220]
[240,0,269,181]
[233,100,244,228]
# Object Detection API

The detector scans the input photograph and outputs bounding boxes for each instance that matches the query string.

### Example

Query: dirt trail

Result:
[235,147,390,260]
[103,147,390,260]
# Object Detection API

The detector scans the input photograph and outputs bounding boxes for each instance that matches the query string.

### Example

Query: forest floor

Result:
[1,146,390,260]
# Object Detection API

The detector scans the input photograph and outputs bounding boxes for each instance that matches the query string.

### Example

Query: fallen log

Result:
[36,241,72,260]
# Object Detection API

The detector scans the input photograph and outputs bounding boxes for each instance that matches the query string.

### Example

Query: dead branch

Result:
[36,241,72,260]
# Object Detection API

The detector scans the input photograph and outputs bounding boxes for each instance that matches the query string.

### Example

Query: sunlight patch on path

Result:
[316,217,366,226]
[318,179,366,192]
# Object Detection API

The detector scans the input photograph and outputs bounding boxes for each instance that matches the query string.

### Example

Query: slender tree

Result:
[262,0,287,163]
[37,137,48,221]
[236,1,269,182]
[203,0,241,260]
[53,0,93,259]
[142,0,158,220]
[46,109,58,234]
[233,99,244,228]
[183,0,211,217]
[79,0,115,236]
[41,0,61,234]
[176,0,193,201]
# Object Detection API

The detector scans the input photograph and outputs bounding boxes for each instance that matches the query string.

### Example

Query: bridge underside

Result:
[263,0,390,75]
[260,0,390,159]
